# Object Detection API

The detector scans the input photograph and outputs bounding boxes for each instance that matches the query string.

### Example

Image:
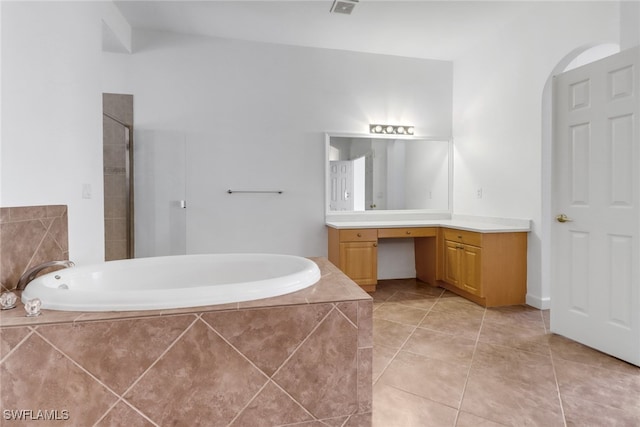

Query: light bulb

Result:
[386,126,394,134]
[397,126,405,134]
[407,127,415,135]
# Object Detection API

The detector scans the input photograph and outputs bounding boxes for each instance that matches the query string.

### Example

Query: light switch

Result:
[82,184,92,199]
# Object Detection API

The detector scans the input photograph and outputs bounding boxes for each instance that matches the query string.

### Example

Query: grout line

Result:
[32,329,123,407]
[118,314,200,399]
[453,305,487,426]
[0,327,35,364]
[91,397,160,427]
[334,302,358,329]
[201,306,330,423]
[225,379,272,426]
[373,290,434,386]
[199,320,287,426]
[548,345,569,427]
[32,317,197,427]
[20,220,52,282]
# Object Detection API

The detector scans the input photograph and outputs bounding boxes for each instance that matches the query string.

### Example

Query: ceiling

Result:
[114,1,537,61]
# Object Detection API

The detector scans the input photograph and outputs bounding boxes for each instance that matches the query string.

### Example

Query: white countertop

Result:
[325,216,530,233]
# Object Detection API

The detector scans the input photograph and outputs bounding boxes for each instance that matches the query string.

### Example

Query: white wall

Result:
[1,1,129,265]
[452,1,620,308]
[105,30,452,262]
[405,140,449,210]
[620,0,640,49]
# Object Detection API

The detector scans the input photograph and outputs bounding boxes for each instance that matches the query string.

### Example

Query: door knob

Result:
[556,214,573,223]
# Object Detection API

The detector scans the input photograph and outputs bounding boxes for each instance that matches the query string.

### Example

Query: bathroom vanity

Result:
[327,218,529,307]
[324,133,530,307]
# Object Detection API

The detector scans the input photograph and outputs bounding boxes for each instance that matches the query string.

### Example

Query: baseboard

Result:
[526,293,551,310]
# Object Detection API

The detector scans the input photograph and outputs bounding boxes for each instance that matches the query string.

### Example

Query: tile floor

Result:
[370,279,640,427]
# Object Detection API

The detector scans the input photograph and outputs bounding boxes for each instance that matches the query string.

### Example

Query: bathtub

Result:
[21,254,321,311]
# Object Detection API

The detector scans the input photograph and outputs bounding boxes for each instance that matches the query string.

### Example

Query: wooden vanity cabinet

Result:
[440,228,527,306]
[328,224,527,306]
[328,228,378,291]
[443,238,482,297]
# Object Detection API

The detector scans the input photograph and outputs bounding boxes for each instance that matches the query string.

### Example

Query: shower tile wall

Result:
[103,93,133,261]
[0,205,69,292]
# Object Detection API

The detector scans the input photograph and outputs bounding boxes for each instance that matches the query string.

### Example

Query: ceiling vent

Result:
[330,0,359,15]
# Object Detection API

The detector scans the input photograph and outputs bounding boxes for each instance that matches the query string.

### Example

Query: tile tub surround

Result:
[0,258,373,426]
[0,205,69,292]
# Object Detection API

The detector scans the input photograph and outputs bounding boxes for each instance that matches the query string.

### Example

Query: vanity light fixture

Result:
[369,124,415,135]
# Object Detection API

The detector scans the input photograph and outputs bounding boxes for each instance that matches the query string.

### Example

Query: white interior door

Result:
[329,160,354,211]
[551,46,640,366]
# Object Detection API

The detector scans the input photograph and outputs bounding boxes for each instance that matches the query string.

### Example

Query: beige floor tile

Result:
[478,317,550,355]
[461,369,565,426]
[387,290,439,310]
[373,383,457,427]
[483,305,545,328]
[377,350,467,407]
[456,412,507,426]
[370,279,640,426]
[376,278,440,294]
[373,343,398,382]
[368,286,397,303]
[373,318,415,349]
[470,342,557,391]
[549,333,640,375]
[418,309,484,340]
[403,328,476,367]
[430,296,486,316]
[554,357,640,412]
[562,394,640,426]
[373,302,428,326]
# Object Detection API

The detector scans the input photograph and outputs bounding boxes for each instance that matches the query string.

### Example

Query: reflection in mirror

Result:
[327,135,451,212]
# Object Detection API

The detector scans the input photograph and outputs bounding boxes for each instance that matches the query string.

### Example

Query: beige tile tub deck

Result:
[0,257,372,426]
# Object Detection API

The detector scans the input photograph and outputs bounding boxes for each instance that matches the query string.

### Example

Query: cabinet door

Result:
[461,245,482,296]
[339,241,378,285]
[443,240,461,287]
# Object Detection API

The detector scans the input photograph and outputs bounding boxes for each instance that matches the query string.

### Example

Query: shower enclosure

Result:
[103,94,187,260]
[103,94,134,260]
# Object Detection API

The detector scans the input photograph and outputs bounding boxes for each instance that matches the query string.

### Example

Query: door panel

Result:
[339,242,377,285]
[443,240,460,286]
[329,161,354,211]
[552,46,640,365]
[461,245,482,296]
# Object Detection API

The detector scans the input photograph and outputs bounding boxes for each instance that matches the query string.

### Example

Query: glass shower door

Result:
[134,130,187,257]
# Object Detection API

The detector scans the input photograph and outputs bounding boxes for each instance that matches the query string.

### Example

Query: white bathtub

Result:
[21,254,321,312]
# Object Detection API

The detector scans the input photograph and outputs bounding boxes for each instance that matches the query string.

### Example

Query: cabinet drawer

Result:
[339,229,378,242]
[443,228,482,247]
[378,227,437,239]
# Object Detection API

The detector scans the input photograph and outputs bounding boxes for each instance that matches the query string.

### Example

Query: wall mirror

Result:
[325,133,452,215]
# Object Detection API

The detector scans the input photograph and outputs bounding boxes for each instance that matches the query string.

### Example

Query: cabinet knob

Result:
[406,231,411,235]
[357,233,362,237]
[373,243,378,247]
[458,235,462,239]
